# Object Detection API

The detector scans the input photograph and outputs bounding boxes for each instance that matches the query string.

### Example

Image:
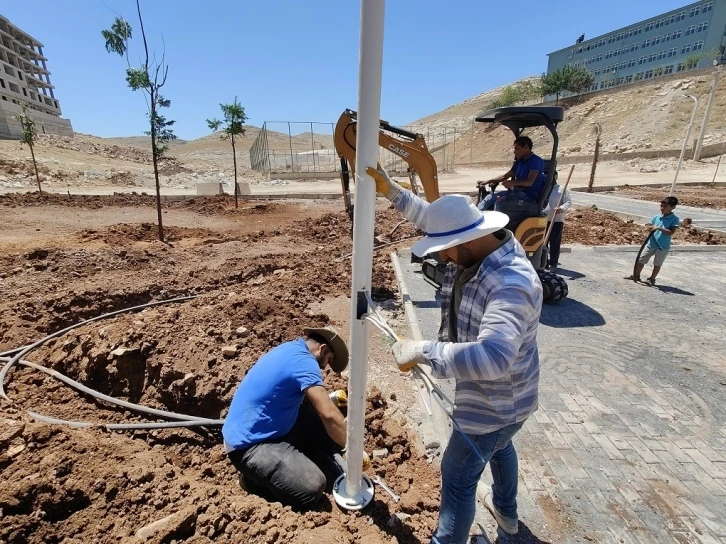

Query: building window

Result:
[677,62,686,72]
[616,77,624,85]
[689,7,700,17]
[668,48,677,57]
[694,40,704,51]
[657,51,666,60]
[653,36,661,45]
[628,59,637,67]
[645,23,654,32]
[686,25,696,35]
[643,39,650,48]
[632,43,639,51]
[664,33,671,42]
[673,30,682,39]
[644,69,654,79]
[666,15,675,25]
[697,22,708,32]
[625,75,633,82]
[599,38,606,46]
[664,65,674,75]
[627,30,633,38]
[636,26,642,34]
[614,48,621,56]
[594,69,600,76]
[597,54,603,61]
[655,19,665,28]
[639,56,647,64]
[605,51,612,59]
[682,44,692,54]
[649,53,657,62]
[676,11,686,21]
[704,1,714,12]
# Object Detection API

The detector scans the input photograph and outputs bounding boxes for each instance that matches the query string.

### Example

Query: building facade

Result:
[0,14,73,139]
[546,0,726,96]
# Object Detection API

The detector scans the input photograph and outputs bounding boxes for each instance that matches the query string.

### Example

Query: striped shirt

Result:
[392,189,542,434]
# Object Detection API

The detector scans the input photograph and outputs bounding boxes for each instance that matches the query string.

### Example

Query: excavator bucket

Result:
[334,109,440,219]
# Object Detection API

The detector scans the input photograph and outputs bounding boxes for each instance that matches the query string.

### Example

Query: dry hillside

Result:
[411,72,726,166]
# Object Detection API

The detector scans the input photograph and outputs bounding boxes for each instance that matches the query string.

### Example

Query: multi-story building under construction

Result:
[0,14,73,139]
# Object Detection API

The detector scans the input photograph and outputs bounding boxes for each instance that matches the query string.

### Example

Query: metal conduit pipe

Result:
[0,295,199,401]
[1,356,219,424]
[28,411,223,430]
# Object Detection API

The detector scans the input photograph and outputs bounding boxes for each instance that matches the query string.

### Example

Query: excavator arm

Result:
[334,109,440,219]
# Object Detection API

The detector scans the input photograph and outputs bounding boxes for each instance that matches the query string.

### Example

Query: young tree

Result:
[685,53,703,70]
[102,0,176,242]
[17,104,42,194]
[207,97,248,208]
[566,66,595,95]
[540,68,570,104]
[516,79,543,103]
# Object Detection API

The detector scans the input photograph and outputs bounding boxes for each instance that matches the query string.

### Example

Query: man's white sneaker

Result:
[483,492,518,535]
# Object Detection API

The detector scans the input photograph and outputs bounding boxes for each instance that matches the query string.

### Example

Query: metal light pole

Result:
[693,64,722,161]
[669,94,699,197]
[332,0,385,511]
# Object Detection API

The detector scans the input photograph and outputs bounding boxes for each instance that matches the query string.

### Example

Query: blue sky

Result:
[5,0,690,140]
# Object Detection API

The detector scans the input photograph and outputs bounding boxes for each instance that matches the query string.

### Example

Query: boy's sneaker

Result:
[483,492,518,535]
[624,274,640,281]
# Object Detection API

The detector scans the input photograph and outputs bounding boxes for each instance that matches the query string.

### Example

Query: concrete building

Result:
[0,14,73,139]
[546,0,726,97]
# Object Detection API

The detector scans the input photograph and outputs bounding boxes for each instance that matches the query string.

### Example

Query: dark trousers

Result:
[227,402,342,508]
[547,221,564,267]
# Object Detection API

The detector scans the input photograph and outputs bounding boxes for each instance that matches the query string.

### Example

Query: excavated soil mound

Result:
[611,184,726,210]
[563,208,726,246]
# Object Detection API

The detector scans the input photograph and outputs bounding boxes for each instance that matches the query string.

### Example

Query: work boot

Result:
[483,492,518,535]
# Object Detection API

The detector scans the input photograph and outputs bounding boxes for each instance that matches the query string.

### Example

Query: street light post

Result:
[693,64,723,161]
[669,94,699,197]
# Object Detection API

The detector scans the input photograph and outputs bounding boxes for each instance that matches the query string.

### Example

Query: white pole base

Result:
[332,474,375,510]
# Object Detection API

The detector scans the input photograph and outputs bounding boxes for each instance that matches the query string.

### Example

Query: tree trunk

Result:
[150,96,164,242]
[29,143,42,194]
[232,133,238,209]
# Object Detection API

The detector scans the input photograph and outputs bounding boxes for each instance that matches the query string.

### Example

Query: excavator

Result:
[333,109,439,220]
[333,107,567,304]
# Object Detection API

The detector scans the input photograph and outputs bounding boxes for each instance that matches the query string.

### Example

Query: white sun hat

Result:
[411,194,509,257]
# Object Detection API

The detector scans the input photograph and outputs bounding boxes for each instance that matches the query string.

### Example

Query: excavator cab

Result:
[334,109,440,220]
[472,106,568,304]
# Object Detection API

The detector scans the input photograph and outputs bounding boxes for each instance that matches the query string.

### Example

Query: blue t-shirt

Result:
[222,338,323,450]
[513,153,546,201]
[648,212,680,250]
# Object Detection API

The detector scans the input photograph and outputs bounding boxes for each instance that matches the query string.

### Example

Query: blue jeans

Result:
[431,421,525,544]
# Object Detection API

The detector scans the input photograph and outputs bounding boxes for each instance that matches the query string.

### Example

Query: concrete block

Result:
[196,182,223,196]
[235,182,251,196]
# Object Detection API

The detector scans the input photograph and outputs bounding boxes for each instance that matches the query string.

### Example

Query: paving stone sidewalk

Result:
[396,247,726,543]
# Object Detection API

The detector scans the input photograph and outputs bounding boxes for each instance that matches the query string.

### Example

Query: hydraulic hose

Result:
[633,231,663,278]
[0,295,199,401]
[1,356,219,424]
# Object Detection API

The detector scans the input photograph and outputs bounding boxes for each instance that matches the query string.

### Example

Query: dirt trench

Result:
[0,198,444,544]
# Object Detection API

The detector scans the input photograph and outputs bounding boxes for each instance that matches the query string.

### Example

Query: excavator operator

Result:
[477,136,546,212]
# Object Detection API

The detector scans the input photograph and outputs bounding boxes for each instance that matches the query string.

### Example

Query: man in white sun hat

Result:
[368,166,542,543]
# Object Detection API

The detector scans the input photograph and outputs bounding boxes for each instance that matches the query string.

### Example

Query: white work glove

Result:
[391,340,428,372]
[365,166,403,200]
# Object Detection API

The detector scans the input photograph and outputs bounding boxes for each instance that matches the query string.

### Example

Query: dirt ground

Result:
[611,183,726,210]
[0,194,723,544]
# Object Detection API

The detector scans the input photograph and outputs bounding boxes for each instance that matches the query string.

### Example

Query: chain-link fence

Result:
[249,121,337,175]
[248,119,468,176]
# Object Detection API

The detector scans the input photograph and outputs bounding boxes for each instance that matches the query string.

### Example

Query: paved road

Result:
[396,247,726,543]
[571,192,726,234]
